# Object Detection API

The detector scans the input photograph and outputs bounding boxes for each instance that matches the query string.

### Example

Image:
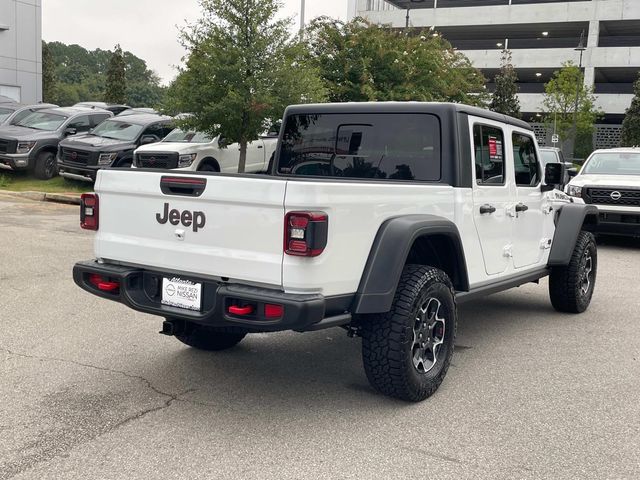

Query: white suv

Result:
[133,128,278,173]
[566,148,640,236]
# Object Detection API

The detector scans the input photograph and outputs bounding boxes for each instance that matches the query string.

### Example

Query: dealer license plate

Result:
[161,277,202,311]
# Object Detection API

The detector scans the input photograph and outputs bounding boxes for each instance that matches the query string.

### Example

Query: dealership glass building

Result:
[347,0,640,148]
[0,0,42,104]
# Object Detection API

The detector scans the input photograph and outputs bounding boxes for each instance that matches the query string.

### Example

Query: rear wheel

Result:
[33,151,57,180]
[173,322,246,351]
[549,231,597,313]
[361,265,457,402]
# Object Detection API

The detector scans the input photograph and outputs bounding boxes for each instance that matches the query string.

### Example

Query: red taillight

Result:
[284,211,328,257]
[88,274,120,292]
[80,193,99,230]
[264,304,284,319]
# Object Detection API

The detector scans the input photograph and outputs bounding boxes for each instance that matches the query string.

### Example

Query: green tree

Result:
[489,49,520,118]
[42,41,57,103]
[542,62,601,158]
[621,73,640,147]
[304,18,487,105]
[165,0,326,172]
[44,41,165,107]
[104,44,127,104]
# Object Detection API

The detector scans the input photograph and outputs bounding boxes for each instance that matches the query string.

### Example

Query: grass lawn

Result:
[0,172,92,194]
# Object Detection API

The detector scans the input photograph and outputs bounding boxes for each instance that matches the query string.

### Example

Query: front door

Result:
[511,131,546,269]
[470,119,513,276]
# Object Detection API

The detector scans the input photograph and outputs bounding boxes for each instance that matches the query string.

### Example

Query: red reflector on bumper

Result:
[265,304,284,319]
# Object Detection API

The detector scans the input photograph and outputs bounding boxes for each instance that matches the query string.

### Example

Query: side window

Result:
[90,114,111,127]
[142,123,166,141]
[512,133,540,187]
[67,115,91,133]
[473,124,505,185]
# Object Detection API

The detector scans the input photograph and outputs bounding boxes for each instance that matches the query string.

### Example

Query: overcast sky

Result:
[42,0,348,85]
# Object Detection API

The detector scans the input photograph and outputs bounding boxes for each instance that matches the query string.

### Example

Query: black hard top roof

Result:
[284,102,532,131]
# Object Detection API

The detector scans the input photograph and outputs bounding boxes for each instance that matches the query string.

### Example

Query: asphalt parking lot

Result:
[1,195,639,480]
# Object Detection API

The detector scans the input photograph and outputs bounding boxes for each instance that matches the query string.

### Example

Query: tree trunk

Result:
[238,141,247,173]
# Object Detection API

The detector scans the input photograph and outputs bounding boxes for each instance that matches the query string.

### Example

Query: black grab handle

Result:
[160,176,207,197]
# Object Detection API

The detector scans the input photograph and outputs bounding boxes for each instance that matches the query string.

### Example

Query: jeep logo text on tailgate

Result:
[156,203,206,232]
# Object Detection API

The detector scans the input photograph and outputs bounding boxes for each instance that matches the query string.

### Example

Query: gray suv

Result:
[0,107,112,179]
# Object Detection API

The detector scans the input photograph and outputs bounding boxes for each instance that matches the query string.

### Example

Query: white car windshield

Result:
[163,129,213,143]
[582,152,640,176]
[0,106,17,122]
[92,119,144,141]
[16,112,68,131]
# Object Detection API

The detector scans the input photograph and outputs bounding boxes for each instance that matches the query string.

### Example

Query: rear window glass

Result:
[278,113,441,181]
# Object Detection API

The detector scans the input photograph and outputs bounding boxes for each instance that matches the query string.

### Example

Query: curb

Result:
[0,190,81,205]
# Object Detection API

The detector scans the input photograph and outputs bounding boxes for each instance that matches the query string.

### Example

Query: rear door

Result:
[469,118,514,276]
[511,131,546,269]
[95,170,287,287]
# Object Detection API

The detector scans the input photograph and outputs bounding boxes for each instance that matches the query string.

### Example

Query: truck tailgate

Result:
[94,170,286,287]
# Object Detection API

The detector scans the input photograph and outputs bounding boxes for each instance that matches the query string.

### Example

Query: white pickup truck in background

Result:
[133,128,278,173]
[74,102,598,402]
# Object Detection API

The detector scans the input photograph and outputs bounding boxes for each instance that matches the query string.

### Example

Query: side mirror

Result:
[542,163,563,192]
[218,136,228,148]
[64,127,77,136]
[140,135,158,145]
[567,167,578,178]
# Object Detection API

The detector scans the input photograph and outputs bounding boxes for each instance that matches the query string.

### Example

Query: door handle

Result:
[479,204,496,215]
[257,145,263,149]
[515,203,529,213]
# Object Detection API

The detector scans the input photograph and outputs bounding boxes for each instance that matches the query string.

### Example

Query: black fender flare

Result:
[352,215,470,315]
[548,203,599,266]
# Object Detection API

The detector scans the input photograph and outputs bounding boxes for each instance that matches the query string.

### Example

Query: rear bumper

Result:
[73,260,351,332]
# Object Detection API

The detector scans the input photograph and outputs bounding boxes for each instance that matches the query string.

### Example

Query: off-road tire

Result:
[33,151,57,180]
[175,323,246,351]
[549,231,597,313]
[361,265,457,402]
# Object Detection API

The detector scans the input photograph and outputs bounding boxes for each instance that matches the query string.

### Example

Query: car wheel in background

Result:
[33,151,58,180]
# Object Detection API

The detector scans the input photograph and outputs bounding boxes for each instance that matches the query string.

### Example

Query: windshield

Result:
[0,106,17,122]
[582,152,640,176]
[162,128,213,143]
[16,112,68,131]
[540,150,558,166]
[91,119,144,141]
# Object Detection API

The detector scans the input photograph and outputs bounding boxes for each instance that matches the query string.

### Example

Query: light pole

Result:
[570,30,586,158]
[300,0,305,34]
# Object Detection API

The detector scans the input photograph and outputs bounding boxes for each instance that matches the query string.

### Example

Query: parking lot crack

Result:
[0,346,174,398]
[0,346,197,479]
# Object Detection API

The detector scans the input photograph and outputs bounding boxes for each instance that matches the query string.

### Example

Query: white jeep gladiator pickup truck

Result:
[73,103,599,402]
[133,128,278,173]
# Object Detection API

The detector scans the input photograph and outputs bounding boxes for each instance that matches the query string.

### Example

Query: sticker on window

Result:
[488,136,503,160]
